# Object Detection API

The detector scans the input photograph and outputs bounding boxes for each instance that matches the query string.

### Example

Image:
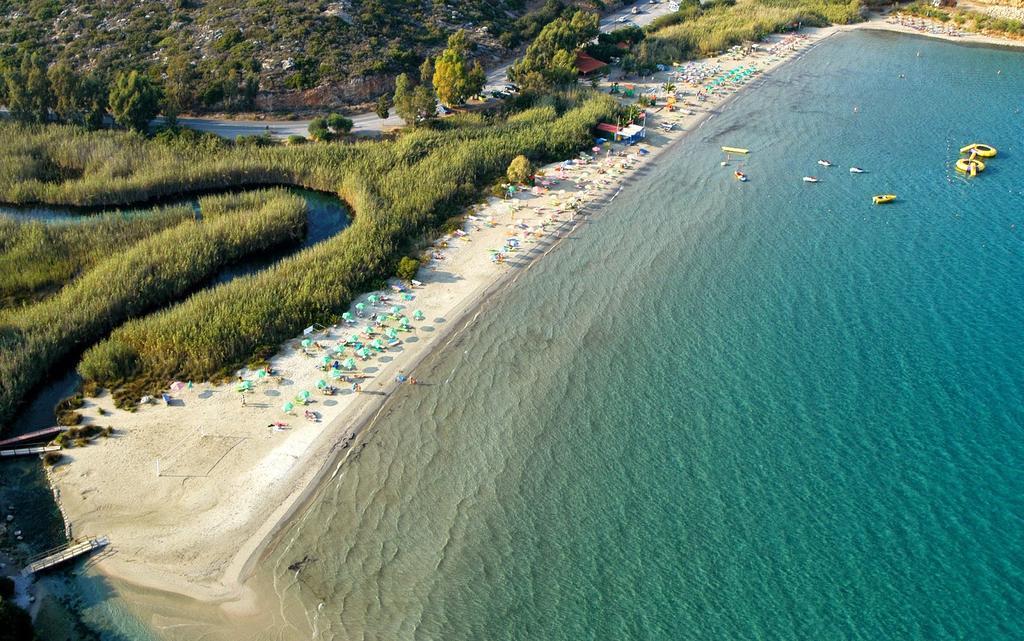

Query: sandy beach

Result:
[44,13,1021,615]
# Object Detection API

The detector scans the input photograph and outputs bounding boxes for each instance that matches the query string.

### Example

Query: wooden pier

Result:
[0,427,64,448]
[21,536,110,576]
[0,445,60,458]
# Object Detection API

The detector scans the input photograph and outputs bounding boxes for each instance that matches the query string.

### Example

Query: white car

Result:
[616,15,628,22]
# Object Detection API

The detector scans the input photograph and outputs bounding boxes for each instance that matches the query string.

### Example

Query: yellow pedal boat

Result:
[959,143,997,158]
[955,157,985,176]
[872,194,896,205]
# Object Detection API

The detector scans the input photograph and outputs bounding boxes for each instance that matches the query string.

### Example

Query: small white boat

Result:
[720,161,729,166]
[849,166,865,173]
[817,159,833,167]
[803,176,819,183]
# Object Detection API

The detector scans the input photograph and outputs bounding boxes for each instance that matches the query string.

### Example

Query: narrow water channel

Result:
[0,185,350,560]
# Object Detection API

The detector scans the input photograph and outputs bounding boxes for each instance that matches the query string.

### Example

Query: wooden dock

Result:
[0,426,64,448]
[0,445,60,458]
[21,536,109,576]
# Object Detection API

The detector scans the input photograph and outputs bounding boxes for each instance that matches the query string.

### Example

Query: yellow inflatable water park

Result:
[959,143,997,158]
[956,157,986,177]
[872,194,896,205]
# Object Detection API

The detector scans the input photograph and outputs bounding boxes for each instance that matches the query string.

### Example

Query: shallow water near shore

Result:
[68,30,1024,639]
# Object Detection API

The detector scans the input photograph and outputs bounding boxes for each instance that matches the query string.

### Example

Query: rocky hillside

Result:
[0,0,609,112]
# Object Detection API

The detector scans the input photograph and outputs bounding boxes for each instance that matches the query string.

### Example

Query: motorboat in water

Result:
[817,159,833,167]
[803,176,819,183]
[849,166,866,173]
[734,171,748,182]
[872,194,896,205]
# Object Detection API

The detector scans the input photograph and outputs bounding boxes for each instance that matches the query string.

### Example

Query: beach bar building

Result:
[595,121,646,144]
[575,51,609,76]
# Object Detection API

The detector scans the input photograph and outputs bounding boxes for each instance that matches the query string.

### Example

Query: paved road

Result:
[174,1,675,139]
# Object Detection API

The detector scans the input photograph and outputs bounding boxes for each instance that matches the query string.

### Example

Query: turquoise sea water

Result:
[65,30,1024,639]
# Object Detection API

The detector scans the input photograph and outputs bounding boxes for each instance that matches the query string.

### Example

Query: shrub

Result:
[287,134,307,145]
[396,256,420,281]
[0,577,13,599]
[507,154,534,184]
[43,452,64,466]
[326,113,354,134]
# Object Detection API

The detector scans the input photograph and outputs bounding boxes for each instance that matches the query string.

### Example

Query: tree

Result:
[509,10,599,90]
[109,71,161,132]
[326,113,353,134]
[5,52,52,123]
[393,72,434,126]
[507,155,534,184]
[432,29,484,107]
[48,61,81,123]
[396,256,420,281]
[81,74,108,130]
[375,93,391,120]
[419,57,434,87]
[163,55,197,122]
[467,61,486,99]
[308,117,330,141]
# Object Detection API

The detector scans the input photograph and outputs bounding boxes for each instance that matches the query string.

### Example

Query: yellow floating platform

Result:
[955,158,985,176]
[721,146,749,155]
[872,194,896,205]
[960,143,997,158]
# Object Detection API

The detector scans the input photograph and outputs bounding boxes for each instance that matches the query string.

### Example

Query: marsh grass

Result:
[642,0,864,64]
[0,190,307,428]
[0,206,193,308]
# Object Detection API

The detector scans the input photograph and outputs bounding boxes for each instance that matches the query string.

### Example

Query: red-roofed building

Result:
[575,51,608,76]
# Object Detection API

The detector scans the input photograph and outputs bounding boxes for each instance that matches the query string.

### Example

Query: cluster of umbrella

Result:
[703,65,758,93]
[671,62,724,85]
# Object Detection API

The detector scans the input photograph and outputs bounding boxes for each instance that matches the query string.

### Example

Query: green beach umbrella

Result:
[301,338,312,348]
[330,368,344,380]
[371,338,385,350]
[321,355,331,365]
[343,358,357,370]
[400,316,411,327]
[333,344,346,354]
[357,347,371,359]
[402,293,414,301]
[413,310,425,320]
[282,402,294,413]
[355,302,366,314]
[386,328,398,340]
[390,305,402,315]
[364,325,375,334]
[342,311,354,322]
[368,295,379,304]
[236,381,252,392]
[316,379,327,389]
[256,368,267,379]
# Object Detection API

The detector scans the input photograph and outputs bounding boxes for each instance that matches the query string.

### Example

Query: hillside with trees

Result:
[0,0,610,114]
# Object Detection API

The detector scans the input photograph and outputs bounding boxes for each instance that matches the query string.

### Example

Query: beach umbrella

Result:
[343,358,357,370]
[402,293,414,301]
[329,368,344,380]
[316,379,327,389]
[371,338,385,350]
[282,402,294,413]
[256,368,267,379]
[301,390,311,399]
[333,344,346,354]
[400,316,411,327]
[321,355,331,365]
[368,295,379,304]
[342,311,354,322]
[413,310,425,320]
[236,381,252,392]
[357,347,371,359]
[301,338,312,348]
[390,305,402,315]
[364,325,375,334]
[170,381,186,392]
[386,328,398,340]
[348,334,362,344]
[355,302,366,314]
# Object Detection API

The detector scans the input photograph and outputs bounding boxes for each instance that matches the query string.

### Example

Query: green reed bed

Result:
[0,189,306,428]
[76,93,616,393]
[0,205,194,308]
[641,0,863,65]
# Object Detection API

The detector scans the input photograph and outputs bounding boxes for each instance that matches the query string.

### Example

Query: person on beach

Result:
[241,393,246,407]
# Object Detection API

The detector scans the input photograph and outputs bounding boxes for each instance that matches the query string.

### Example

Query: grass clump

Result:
[0,189,307,430]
